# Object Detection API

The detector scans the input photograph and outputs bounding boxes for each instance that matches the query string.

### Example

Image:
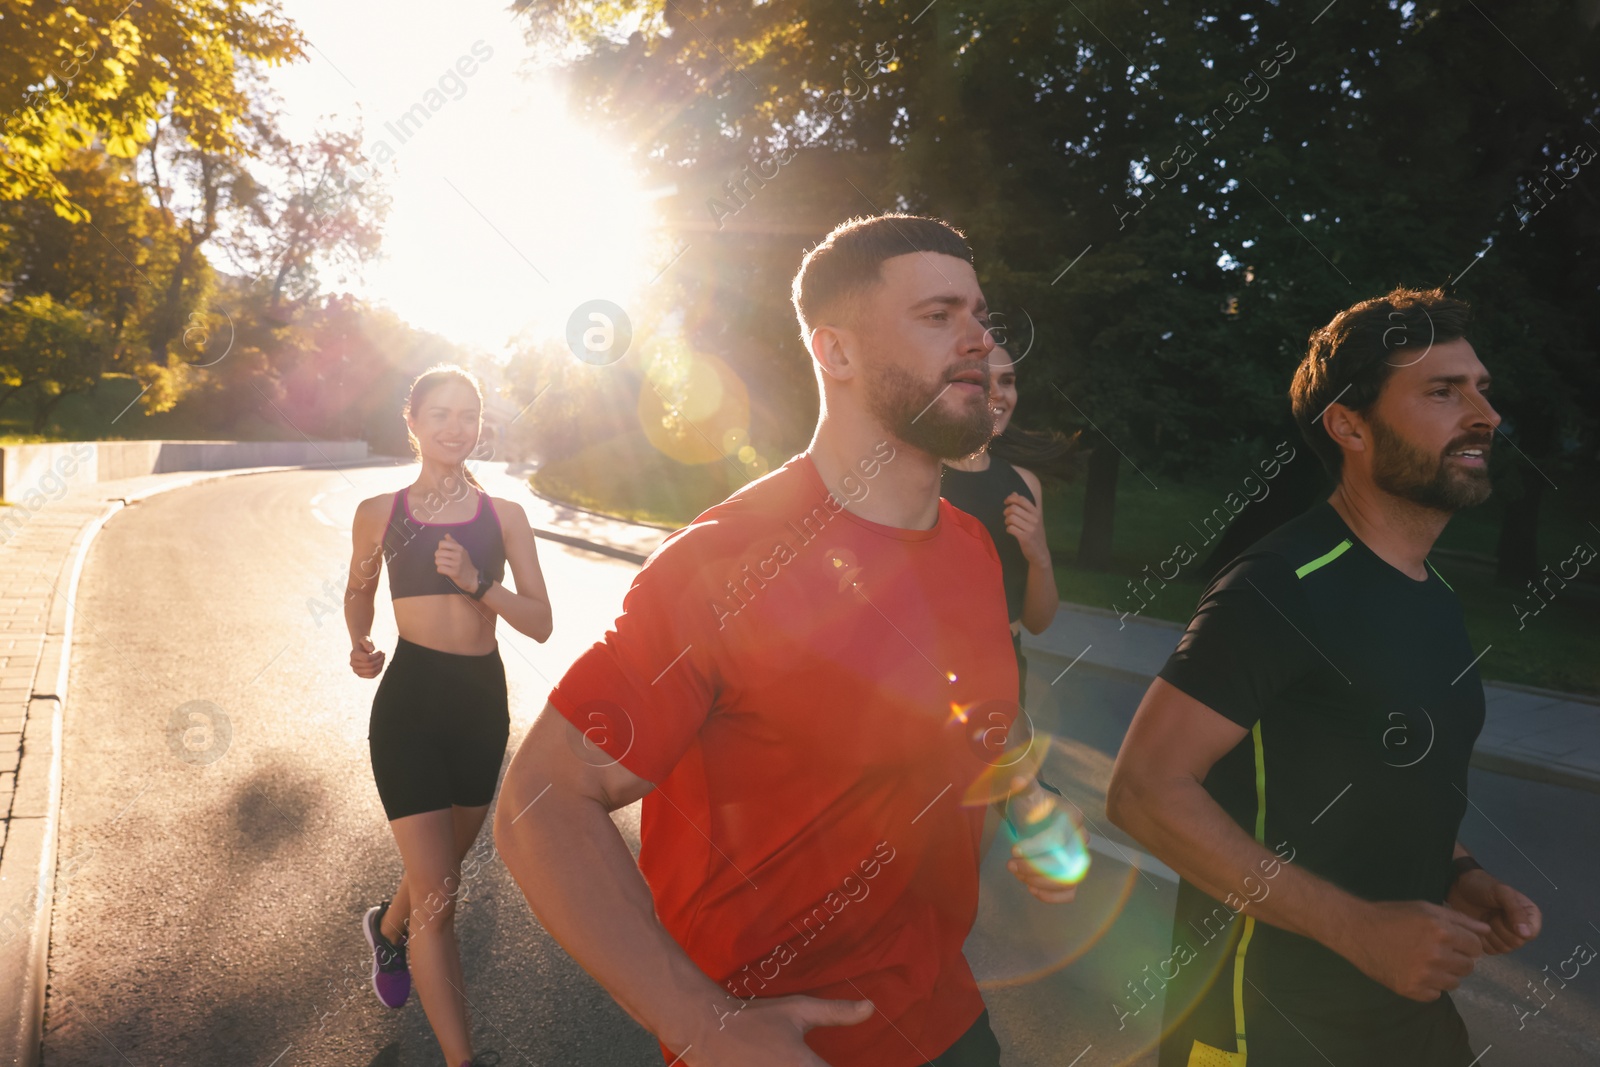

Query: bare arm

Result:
[493,704,871,1065]
[477,500,552,642]
[1107,677,1490,1001]
[345,496,388,678]
[431,499,552,642]
[1006,468,1058,634]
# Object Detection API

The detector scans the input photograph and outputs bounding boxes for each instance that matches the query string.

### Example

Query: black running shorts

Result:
[925,1009,1003,1067]
[368,636,510,821]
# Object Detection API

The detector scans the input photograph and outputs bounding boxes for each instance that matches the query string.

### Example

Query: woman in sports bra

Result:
[940,345,1072,708]
[343,363,553,1067]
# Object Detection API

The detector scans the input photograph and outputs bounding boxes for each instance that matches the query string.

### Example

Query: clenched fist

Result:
[350,637,385,678]
[1343,900,1490,1001]
[435,532,481,593]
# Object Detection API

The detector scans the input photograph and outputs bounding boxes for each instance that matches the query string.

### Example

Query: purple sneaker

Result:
[363,901,410,1008]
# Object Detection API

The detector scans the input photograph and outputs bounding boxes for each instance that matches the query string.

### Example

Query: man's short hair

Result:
[1289,286,1473,479]
[791,214,974,346]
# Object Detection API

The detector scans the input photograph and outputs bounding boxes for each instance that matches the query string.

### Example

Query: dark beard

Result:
[866,361,994,459]
[1369,413,1493,512]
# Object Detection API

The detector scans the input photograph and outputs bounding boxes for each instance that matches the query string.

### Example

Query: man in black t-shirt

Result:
[1108,287,1543,1066]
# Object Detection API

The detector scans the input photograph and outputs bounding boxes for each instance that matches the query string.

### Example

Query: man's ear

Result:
[810,323,857,383]
[1322,402,1367,456]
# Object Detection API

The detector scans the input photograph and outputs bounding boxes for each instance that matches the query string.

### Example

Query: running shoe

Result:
[363,900,410,1008]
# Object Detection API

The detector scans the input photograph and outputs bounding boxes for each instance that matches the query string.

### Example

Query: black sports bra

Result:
[381,487,506,601]
[940,460,1035,622]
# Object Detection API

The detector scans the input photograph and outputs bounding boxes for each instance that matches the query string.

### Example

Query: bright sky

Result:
[264,0,662,360]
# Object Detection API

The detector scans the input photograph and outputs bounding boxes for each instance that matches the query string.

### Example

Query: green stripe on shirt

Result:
[1295,538,1352,579]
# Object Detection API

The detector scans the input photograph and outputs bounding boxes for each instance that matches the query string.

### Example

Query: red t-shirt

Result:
[549,449,1018,1066]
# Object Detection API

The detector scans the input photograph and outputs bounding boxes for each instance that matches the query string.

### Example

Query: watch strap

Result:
[1451,854,1484,883]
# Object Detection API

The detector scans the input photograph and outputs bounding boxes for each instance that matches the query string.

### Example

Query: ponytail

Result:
[989,423,1080,480]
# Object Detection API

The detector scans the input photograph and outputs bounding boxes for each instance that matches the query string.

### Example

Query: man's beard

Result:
[866,360,995,459]
[1369,412,1493,512]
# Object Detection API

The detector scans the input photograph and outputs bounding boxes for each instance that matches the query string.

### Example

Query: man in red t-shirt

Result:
[494,214,1073,1067]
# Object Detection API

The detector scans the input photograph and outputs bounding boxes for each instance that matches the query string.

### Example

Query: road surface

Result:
[39,466,1600,1066]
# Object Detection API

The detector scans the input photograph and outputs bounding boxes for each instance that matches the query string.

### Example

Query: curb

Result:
[523,488,679,533]
[527,526,650,565]
[1486,677,1600,708]
[468,497,1600,800]
[1019,643,1600,797]
[472,472,660,565]
[1465,749,1600,797]
[0,493,120,1067]
[0,462,368,1067]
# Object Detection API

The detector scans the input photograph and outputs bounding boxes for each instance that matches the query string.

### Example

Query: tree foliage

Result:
[0,0,304,220]
[0,0,398,438]
[523,0,1599,572]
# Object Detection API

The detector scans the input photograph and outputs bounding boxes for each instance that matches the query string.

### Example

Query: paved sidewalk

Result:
[0,460,388,1067]
[510,483,1600,795]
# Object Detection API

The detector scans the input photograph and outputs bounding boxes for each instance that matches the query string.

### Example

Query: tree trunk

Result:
[1494,412,1555,587]
[31,388,72,434]
[1077,441,1120,571]
[1197,430,1329,584]
[1495,480,1543,586]
[0,382,27,412]
[146,152,222,362]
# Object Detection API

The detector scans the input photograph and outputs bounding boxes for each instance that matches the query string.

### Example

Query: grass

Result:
[1037,463,1600,696]
[539,438,1599,696]
[530,434,745,529]
[19,379,1576,695]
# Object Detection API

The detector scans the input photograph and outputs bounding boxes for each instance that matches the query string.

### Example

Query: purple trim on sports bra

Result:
[402,486,485,527]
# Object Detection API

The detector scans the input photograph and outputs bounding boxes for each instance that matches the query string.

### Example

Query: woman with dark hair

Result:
[344,364,554,1067]
[943,345,1088,891]
[940,345,1073,708]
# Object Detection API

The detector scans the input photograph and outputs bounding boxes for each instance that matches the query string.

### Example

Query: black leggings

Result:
[368,636,509,821]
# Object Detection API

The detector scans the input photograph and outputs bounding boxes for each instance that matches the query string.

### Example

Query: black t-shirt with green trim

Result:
[1151,501,1485,1066]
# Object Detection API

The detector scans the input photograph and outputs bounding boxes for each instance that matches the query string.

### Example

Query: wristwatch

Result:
[469,573,494,600]
[1451,854,1484,884]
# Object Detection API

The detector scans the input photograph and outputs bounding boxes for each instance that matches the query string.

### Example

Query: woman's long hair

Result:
[403,363,486,491]
[989,422,1081,480]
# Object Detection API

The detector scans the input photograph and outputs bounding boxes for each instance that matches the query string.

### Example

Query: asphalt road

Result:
[38,467,1600,1067]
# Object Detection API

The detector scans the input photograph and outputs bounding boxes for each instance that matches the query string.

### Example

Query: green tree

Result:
[0,293,111,431]
[0,0,303,220]
[524,0,1598,577]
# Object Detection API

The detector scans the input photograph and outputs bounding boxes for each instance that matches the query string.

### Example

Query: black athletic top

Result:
[382,487,506,601]
[1150,500,1487,1065]
[940,459,1035,622]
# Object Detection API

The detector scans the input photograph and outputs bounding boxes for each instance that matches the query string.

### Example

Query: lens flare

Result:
[961,708,1045,807]
[966,736,1142,1002]
[638,348,751,466]
[1004,784,1090,887]
[968,829,1140,991]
